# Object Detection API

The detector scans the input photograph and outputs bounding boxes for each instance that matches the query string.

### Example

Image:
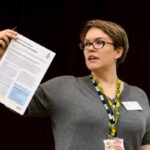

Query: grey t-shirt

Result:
[27,76,150,150]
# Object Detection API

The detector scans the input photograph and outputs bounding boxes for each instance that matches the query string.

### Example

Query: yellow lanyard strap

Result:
[90,74,121,137]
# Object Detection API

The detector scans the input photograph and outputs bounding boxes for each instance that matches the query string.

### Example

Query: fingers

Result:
[0,47,5,58]
[0,29,17,38]
[0,29,18,59]
[0,35,9,47]
[4,29,18,39]
[0,29,18,48]
[0,39,6,48]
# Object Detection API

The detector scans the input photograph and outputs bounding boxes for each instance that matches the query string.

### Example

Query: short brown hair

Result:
[80,19,129,64]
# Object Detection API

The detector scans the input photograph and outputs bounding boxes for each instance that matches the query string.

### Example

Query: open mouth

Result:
[88,55,98,60]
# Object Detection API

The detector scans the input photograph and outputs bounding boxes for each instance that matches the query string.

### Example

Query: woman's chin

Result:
[86,65,100,72]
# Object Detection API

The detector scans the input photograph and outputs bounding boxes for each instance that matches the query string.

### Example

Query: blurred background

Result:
[0,0,150,149]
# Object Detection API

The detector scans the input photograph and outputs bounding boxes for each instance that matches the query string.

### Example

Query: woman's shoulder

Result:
[123,82,149,103]
[40,75,89,88]
[125,82,147,95]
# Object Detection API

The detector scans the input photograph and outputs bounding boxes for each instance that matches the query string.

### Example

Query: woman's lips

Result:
[88,55,99,60]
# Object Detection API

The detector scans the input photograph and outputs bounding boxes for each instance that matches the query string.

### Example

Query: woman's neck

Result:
[91,68,123,99]
[92,68,118,84]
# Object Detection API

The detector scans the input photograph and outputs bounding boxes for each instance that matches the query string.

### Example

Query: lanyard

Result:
[90,74,121,137]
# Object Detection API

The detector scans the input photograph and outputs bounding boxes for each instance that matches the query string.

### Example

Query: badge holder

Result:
[103,135,125,150]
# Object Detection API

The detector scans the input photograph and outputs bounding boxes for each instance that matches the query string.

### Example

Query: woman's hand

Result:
[0,29,17,58]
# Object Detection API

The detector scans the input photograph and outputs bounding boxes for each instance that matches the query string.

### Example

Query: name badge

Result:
[103,138,125,150]
[122,101,143,111]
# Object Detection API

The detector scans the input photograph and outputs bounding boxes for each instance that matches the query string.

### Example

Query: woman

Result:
[0,19,150,150]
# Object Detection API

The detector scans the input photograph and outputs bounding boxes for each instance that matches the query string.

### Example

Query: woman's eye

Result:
[96,40,104,45]
[84,42,90,46]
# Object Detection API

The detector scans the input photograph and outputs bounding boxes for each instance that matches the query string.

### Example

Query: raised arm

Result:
[0,29,17,58]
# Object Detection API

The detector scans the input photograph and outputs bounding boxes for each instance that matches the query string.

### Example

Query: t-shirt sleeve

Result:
[25,85,50,117]
[25,76,75,117]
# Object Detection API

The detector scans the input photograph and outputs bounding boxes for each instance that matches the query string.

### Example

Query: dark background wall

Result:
[0,0,150,149]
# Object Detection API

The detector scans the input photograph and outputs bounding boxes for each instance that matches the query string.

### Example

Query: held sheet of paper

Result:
[0,34,56,115]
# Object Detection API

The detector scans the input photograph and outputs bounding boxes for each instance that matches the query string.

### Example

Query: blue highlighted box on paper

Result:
[8,83,30,106]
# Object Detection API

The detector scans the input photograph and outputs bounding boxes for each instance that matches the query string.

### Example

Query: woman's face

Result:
[83,27,123,72]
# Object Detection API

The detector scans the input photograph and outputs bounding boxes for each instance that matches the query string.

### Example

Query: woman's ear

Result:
[115,47,124,60]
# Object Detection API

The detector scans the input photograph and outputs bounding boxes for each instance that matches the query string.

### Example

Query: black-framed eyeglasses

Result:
[79,38,113,50]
